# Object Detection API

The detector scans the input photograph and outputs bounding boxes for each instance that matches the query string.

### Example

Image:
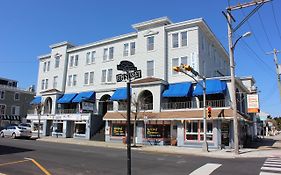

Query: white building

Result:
[27,17,258,148]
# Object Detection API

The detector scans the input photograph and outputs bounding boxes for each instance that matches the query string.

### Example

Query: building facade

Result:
[27,17,258,148]
[0,77,35,129]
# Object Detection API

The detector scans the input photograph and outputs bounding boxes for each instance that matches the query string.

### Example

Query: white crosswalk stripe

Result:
[260,157,281,175]
[189,163,222,175]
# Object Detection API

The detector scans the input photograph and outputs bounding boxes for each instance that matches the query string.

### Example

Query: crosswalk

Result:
[260,157,281,175]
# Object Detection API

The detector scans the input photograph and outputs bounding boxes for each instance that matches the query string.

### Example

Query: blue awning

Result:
[57,93,77,103]
[30,96,41,105]
[162,82,192,97]
[72,91,95,103]
[110,88,128,101]
[193,79,227,96]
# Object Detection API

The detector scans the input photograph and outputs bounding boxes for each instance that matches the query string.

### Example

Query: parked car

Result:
[0,125,32,139]
[19,123,31,130]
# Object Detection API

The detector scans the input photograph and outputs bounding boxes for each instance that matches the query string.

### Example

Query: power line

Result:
[241,39,275,74]
[270,1,281,44]
[257,11,274,50]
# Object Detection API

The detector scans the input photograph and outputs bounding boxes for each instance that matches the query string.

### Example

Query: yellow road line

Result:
[0,160,30,166]
[24,158,51,175]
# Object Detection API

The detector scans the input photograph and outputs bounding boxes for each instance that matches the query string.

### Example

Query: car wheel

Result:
[0,132,4,138]
[11,133,16,139]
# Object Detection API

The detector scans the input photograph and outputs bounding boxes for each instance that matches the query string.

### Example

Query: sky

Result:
[0,0,280,117]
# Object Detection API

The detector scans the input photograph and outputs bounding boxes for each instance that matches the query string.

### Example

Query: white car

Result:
[0,125,32,139]
[19,123,31,130]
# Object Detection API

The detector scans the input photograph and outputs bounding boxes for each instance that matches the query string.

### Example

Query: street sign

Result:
[117,61,137,72]
[116,70,142,82]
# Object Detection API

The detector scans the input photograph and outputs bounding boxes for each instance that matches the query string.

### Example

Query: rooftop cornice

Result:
[38,54,51,60]
[67,32,137,53]
[132,16,172,30]
[49,41,75,49]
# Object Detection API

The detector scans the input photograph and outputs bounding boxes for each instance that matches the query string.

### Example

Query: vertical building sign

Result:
[247,94,259,113]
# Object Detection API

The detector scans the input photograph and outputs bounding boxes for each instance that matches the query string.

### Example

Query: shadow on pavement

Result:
[0,145,33,155]
[244,137,280,149]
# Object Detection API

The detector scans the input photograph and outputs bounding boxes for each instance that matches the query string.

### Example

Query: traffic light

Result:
[173,66,181,72]
[183,64,192,71]
[207,106,212,118]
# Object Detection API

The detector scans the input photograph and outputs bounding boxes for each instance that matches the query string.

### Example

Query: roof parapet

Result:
[132,16,172,31]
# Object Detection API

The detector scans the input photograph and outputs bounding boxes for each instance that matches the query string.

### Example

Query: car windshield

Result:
[17,126,26,130]
[20,124,31,127]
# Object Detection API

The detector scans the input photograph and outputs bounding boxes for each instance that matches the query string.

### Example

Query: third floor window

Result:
[147,36,154,51]
[55,56,60,68]
[0,91,5,100]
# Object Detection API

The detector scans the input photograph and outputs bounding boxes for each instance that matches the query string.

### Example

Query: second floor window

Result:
[0,91,5,99]
[147,36,154,51]
[147,60,154,77]
[84,71,95,85]
[0,104,6,115]
[101,69,113,83]
[172,58,179,75]
[55,56,60,68]
[84,72,89,85]
[41,80,45,90]
[53,76,58,89]
[101,70,106,83]
[89,71,94,84]
[73,74,77,86]
[47,61,50,71]
[11,106,20,115]
[45,79,49,89]
[68,75,72,86]
[107,69,113,82]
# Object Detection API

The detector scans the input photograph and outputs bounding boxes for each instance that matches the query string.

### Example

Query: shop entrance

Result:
[221,121,230,147]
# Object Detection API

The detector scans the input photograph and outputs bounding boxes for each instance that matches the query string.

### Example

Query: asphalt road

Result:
[0,138,266,175]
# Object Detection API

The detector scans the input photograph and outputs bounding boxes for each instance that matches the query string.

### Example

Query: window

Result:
[103,48,108,61]
[74,55,79,66]
[43,62,47,72]
[0,91,4,99]
[130,42,135,55]
[172,33,179,48]
[53,76,58,89]
[147,36,154,51]
[69,56,74,67]
[123,43,129,56]
[147,60,154,77]
[181,56,188,65]
[86,52,91,65]
[185,120,213,141]
[109,47,114,60]
[0,104,6,115]
[47,61,50,71]
[91,51,96,63]
[41,80,45,90]
[172,58,179,75]
[11,106,20,115]
[45,79,48,89]
[181,31,188,47]
[89,71,94,84]
[101,70,106,83]
[55,56,60,68]
[14,93,20,101]
[68,75,72,86]
[107,69,113,82]
[84,72,89,85]
[73,74,77,86]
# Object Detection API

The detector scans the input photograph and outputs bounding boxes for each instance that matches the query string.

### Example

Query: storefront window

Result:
[75,123,86,135]
[185,120,213,141]
[145,124,170,138]
[111,123,134,137]
[54,122,63,133]
[33,123,43,132]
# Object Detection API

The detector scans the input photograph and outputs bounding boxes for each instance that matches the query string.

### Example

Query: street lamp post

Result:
[173,64,208,152]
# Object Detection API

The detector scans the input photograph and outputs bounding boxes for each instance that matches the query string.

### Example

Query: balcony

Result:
[57,109,79,114]
[161,99,230,110]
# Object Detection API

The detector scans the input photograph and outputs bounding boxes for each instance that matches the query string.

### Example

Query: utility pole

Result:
[224,0,269,155]
[267,49,281,101]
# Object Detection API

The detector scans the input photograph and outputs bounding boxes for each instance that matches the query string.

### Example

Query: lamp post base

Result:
[202,141,209,152]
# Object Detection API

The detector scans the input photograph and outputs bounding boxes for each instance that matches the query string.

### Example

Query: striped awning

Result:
[0,115,21,121]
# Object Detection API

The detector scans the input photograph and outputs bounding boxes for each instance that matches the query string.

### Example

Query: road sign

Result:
[117,61,137,72]
[116,70,142,82]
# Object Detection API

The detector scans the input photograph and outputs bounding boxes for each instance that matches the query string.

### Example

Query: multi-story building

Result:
[0,77,35,128]
[27,17,258,148]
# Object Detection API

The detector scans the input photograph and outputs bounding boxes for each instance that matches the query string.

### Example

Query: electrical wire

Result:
[270,1,281,44]
[257,11,274,50]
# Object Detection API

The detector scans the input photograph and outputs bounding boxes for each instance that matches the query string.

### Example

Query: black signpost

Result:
[116,60,142,175]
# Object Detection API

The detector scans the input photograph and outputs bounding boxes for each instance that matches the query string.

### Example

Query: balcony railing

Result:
[57,109,79,114]
[140,103,153,110]
[162,99,230,110]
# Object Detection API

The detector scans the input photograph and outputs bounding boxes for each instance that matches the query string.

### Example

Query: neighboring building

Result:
[27,17,259,149]
[0,77,35,128]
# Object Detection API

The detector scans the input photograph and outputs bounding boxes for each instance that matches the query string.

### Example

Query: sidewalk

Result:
[37,134,281,159]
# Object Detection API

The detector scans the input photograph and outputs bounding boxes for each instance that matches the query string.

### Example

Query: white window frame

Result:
[89,71,94,84]
[172,58,179,75]
[55,56,60,68]
[47,61,50,71]
[181,31,188,47]
[91,51,96,63]
[130,42,135,55]
[147,36,154,51]
[11,105,20,115]
[74,55,79,67]
[103,48,108,61]
[123,43,129,57]
[14,92,20,101]
[101,70,106,83]
[53,76,58,89]
[73,74,77,86]
[147,60,154,77]
[86,52,91,65]
[107,69,113,82]
[68,75,72,87]
[69,56,74,67]
[84,72,89,85]
[45,79,48,89]
[172,33,179,48]
[109,47,114,60]
[43,62,47,72]
[41,80,45,90]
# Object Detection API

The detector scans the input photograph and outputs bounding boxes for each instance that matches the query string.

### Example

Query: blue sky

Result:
[0,0,280,116]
